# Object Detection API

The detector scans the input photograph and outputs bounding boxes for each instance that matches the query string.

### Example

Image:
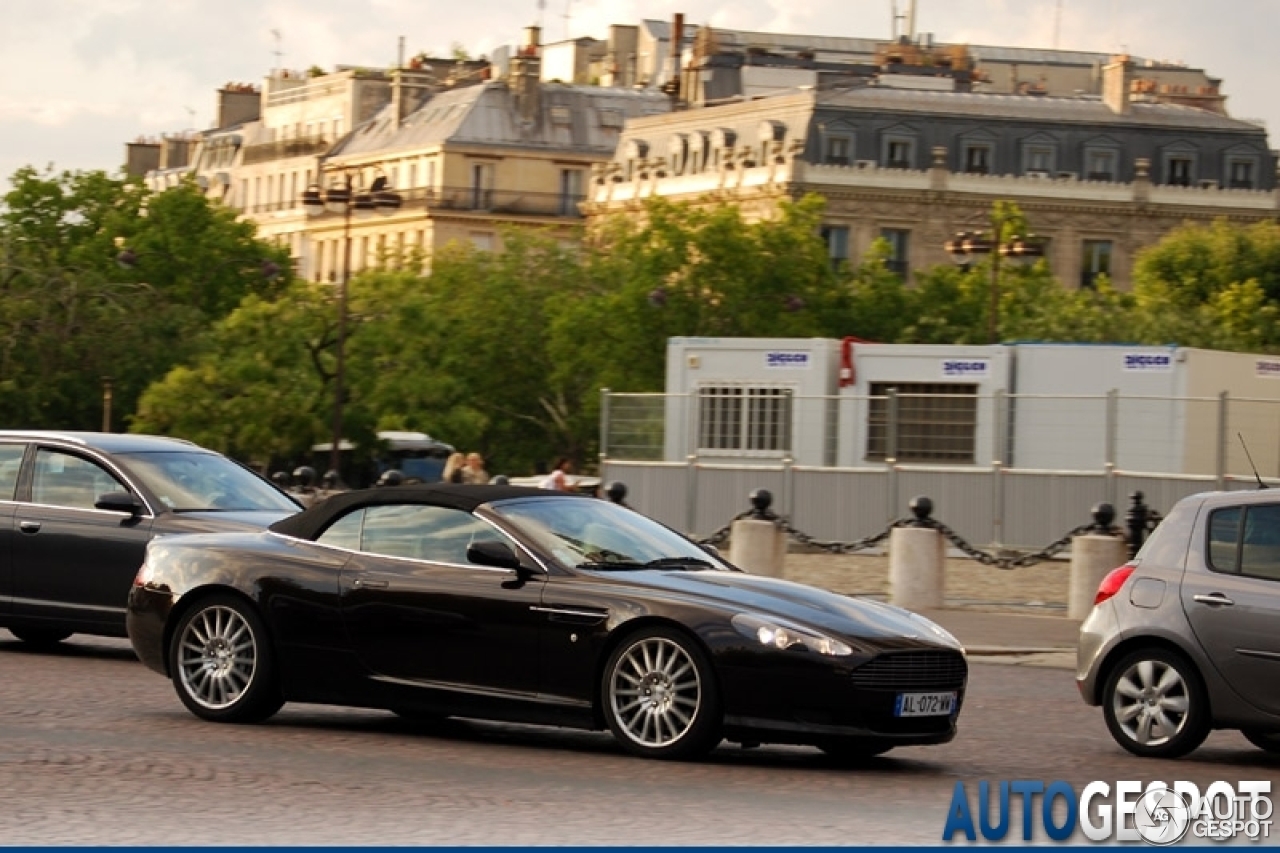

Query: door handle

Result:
[18,520,41,534]
[1193,593,1234,606]
[351,577,388,589]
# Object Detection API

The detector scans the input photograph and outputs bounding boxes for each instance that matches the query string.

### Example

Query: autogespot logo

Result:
[942,780,1272,844]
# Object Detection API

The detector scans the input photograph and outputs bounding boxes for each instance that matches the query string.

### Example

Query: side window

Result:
[317,509,366,550]
[0,444,24,501]
[32,449,125,510]
[1206,506,1240,573]
[1240,504,1280,581]
[358,504,518,565]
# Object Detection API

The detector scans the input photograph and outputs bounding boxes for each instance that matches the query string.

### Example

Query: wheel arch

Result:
[1091,634,1210,713]
[162,583,277,678]
[590,616,723,729]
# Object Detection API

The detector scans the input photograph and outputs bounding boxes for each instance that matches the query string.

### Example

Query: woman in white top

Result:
[540,457,573,491]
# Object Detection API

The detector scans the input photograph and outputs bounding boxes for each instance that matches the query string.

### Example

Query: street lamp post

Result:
[301,173,401,476]
[944,226,1044,344]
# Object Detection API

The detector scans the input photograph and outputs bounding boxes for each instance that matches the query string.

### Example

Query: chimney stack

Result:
[510,25,542,122]
[1103,55,1133,115]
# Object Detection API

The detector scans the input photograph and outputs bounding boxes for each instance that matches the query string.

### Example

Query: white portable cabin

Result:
[661,338,1280,476]
[664,337,841,466]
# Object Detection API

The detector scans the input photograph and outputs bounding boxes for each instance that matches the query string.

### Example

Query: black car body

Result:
[0,431,300,645]
[128,484,967,761]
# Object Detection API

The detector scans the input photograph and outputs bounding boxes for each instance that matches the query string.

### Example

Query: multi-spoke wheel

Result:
[8,628,72,648]
[169,594,282,724]
[1102,648,1209,758]
[602,627,721,760]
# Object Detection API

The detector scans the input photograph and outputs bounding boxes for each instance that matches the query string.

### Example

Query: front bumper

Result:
[126,584,178,676]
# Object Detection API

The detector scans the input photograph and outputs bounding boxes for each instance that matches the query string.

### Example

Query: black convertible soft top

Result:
[268,483,582,540]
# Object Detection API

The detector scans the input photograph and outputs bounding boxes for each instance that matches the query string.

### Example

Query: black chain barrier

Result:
[696,489,1128,570]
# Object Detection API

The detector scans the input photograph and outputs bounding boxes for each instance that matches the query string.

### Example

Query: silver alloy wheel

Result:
[1110,658,1190,746]
[177,604,259,710]
[608,636,701,748]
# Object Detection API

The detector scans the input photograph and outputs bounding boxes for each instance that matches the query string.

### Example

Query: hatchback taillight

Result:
[1094,563,1136,606]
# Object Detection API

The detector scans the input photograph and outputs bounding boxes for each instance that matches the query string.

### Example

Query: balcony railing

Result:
[399,186,587,218]
[241,135,331,165]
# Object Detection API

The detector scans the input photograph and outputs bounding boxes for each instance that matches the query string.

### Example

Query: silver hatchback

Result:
[1077,488,1280,758]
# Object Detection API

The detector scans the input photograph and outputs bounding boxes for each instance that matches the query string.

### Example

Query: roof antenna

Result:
[1239,432,1269,489]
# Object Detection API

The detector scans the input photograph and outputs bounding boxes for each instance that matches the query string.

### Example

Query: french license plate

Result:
[894,691,957,717]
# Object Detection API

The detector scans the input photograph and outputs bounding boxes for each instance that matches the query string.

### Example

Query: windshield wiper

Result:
[576,560,645,571]
[643,557,714,570]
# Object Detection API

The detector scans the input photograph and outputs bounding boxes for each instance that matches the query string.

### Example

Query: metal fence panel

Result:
[789,468,892,541]
[1112,473,1217,519]
[599,461,689,532]
[693,464,786,539]
[895,467,995,545]
[1001,470,1108,548]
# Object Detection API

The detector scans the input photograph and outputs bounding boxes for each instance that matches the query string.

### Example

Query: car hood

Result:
[585,568,961,648]
[157,509,297,534]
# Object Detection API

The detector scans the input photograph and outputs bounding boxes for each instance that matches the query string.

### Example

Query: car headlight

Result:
[731,613,855,657]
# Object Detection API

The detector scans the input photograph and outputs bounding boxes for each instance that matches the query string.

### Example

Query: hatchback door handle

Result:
[1193,593,1234,606]
[352,577,388,589]
[18,520,41,534]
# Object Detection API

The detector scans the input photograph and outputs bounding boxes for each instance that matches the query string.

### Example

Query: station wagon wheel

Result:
[169,594,282,724]
[1102,647,1209,759]
[602,627,721,760]
[8,628,72,648]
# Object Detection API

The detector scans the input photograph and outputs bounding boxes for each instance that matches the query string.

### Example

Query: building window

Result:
[697,385,793,454]
[883,137,915,169]
[824,135,853,166]
[470,163,493,209]
[866,383,978,463]
[821,225,850,270]
[1085,149,1118,181]
[1166,156,1194,186]
[559,169,585,216]
[1081,240,1113,289]
[880,228,910,278]
[1227,158,1256,189]
[1023,144,1055,175]
[962,144,992,174]
[470,232,495,252]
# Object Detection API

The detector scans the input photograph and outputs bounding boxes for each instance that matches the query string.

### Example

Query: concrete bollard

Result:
[889,496,945,610]
[1069,503,1128,620]
[729,518,786,577]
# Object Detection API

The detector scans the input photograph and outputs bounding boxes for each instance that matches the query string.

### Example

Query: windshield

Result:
[117,450,300,512]
[491,496,728,571]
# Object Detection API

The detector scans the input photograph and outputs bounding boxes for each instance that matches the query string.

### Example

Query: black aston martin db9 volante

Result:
[128,484,967,761]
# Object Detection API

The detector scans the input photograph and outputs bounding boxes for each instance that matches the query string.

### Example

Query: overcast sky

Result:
[1,0,1274,184]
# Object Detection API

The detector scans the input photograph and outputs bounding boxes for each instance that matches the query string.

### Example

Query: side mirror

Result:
[467,540,523,570]
[95,491,144,516]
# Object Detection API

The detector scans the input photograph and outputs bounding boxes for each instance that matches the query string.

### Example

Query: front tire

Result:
[1241,729,1280,754]
[169,594,282,724]
[602,627,722,760]
[1102,647,1209,759]
[9,628,72,648]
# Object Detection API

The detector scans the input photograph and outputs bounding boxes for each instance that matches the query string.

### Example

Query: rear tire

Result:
[602,627,722,760]
[1241,729,1280,754]
[169,594,283,724]
[1101,647,1209,759]
[8,628,72,648]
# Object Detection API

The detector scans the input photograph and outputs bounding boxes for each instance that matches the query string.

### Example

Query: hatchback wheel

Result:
[1102,648,1209,758]
[9,628,72,648]
[602,627,721,760]
[170,594,282,724]
[1242,729,1280,754]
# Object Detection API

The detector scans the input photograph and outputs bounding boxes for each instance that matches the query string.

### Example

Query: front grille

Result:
[849,650,968,690]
